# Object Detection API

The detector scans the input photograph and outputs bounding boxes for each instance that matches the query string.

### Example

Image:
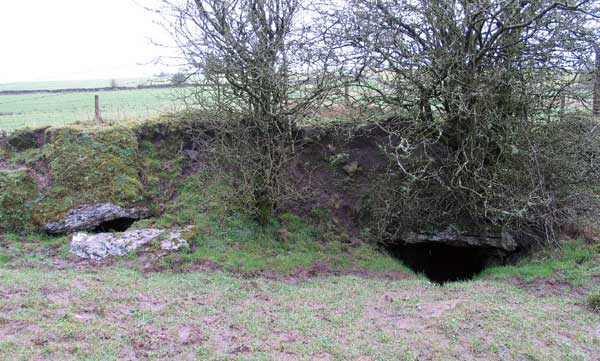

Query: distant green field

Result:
[0,77,169,91]
[0,81,191,131]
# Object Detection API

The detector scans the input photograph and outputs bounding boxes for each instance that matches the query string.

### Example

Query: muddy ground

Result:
[1,241,599,361]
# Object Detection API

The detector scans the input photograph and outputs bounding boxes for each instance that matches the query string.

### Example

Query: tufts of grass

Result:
[589,287,600,312]
[0,233,71,267]
[137,139,183,213]
[593,239,600,253]
[0,169,40,232]
[156,206,406,274]
[0,254,12,265]
[481,240,600,286]
[166,232,404,274]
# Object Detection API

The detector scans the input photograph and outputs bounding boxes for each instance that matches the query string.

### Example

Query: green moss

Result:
[47,127,144,204]
[279,213,316,243]
[155,173,236,227]
[180,226,200,243]
[0,170,39,232]
[1,120,193,231]
[589,288,600,312]
[138,140,182,209]
[20,126,147,224]
[0,254,11,265]
[592,240,600,253]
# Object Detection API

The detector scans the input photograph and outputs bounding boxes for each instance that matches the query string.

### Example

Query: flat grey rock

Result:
[70,228,190,260]
[45,203,151,234]
[402,228,517,251]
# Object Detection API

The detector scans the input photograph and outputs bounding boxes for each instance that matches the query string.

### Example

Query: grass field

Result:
[0,77,169,92]
[0,235,599,360]
[0,78,188,132]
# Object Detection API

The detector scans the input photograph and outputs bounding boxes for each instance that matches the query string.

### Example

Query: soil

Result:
[25,161,50,189]
[499,276,594,298]
[285,124,391,238]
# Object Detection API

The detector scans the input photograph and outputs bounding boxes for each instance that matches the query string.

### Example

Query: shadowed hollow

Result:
[388,243,497,284]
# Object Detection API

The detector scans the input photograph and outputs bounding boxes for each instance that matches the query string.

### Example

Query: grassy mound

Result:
[481,240,599,286]
[48,127,144,205]
[0,169,40,232]
[0,120,189,232]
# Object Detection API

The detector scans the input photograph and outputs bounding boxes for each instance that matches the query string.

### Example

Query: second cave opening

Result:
[93,217,137,233]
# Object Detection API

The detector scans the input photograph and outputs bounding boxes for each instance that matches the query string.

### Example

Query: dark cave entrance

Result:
[388,242,500,284]
[93,217,137,233]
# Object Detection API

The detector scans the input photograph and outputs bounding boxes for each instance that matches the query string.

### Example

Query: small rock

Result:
[160,229,189,251]
[342,161,359,176]
[70,229,162,260]
[71,233,114,260]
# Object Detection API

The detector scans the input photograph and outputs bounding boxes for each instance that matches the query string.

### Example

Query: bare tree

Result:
[156,0,335,222]
[158,0,335,124]
[335,0,597,131]
[327,0,600,244]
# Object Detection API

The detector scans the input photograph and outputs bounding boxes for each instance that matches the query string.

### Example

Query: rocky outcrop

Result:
[70,228,190,260]
[45,204,151,234]
[401,227,517,252]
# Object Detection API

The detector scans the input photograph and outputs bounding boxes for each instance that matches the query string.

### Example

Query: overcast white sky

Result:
[0,0,179,83]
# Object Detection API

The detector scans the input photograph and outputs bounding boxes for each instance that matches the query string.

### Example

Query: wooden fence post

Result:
[95,95,104,124]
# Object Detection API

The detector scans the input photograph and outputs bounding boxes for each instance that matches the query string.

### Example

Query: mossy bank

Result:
[0,118,194,232]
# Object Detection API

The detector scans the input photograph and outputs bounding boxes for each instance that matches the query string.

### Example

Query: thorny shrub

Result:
[363,115,600,247]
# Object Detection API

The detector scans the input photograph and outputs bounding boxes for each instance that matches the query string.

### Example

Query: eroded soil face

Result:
[1,249,599,360]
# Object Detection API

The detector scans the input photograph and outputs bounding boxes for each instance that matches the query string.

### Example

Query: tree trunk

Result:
[594,47,600,116]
